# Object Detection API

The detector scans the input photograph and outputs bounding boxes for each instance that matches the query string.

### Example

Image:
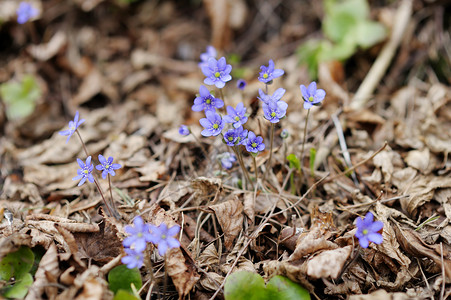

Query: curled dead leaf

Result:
[306,245,352,279]
[209,198,244,250]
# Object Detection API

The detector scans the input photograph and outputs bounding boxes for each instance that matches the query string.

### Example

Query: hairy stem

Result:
[263,123,275,182]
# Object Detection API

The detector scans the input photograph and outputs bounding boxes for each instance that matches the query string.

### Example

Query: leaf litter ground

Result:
[0,0,450,299]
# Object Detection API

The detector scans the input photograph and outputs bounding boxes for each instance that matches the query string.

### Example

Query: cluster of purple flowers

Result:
[59,112,122,185]
[16,2,39,24]
[122,216,181,269]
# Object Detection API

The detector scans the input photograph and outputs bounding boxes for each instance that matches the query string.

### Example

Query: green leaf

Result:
[108,265,142,294]
[113,290,140,300]
[297,40,324,79]
[266,276,310,300]
[286,154,301,172]
[3,272,33,299]
[224,271,267,300]
[0,246,35,281]
[323,10,358,43]
[0,74,41,120]
[224,271,310,300]
[354,21,387,48]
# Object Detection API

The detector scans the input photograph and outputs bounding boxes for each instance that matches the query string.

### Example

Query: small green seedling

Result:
[0,246,35,299]
[108,264,142,295]
[297,0,386,78]
[0,74,41,120]
[224,271,310,300]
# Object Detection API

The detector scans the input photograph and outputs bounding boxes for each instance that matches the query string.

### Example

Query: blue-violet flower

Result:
[258,59,284,84]
[244,131,265,153]
[300,81,326,110]
[280,129,289,139]
[355,212,384,248]
[201,57,232,89]
[192,85,224,112]
[199,46,217,69]
[59,111,85,143]
[123,216,155,252]
[237,79,247,90]
[199,111,224,137]
[219,152,237,169]
[179,125,190,136]
[96,154,122,179]
[263,100,288,123]
[257,88,286,104]
[223,103,248,128]
[121,248,144,269]
[72,156,94,186]
[149,223,181,256]
[17,2,38,24]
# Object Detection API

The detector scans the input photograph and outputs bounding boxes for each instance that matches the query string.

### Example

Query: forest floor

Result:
[0,0,450,299]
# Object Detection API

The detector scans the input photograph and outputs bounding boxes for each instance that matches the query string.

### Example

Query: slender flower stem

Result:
[218,89,226,109]
[75,129,116,218]
[265,83,268,95]
[93,178,114,217]
[263,123,275,181]
[108,174,120,218]
[299,108,311,180]
[232,147,254,190]
[252,156,259,184]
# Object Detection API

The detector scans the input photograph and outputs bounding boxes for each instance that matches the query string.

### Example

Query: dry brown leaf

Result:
[197,243,219,270]
[198,272,223,292]
[289,226,337,261]
[165,247,201,299]
[27,31,67,61]
[243,192,255,223]
[393,224,451,279]
[209,198,244,250]
[263,260,314,292]
[74,218,122,264]
[306,245,352,279]
[135,160,167,182]
[372,149,403,183]
[348,289,411,300]
[405,148,431,173]
[74,277,105,300]
[399,174,451,215]
[25,243,60,300]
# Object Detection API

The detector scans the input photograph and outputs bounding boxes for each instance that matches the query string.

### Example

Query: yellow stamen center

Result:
[228,136,234,141]
[263,73,268,79]
[234,116,240,121]
[362,229,368,235]
[308,96,314,102]
[206,99,211,104]
[83,170,88,174]
[162,234,166,239]
[214,72,221,78]
[251,142,257,148]
[213,124,219,129]
[271,112,276,117]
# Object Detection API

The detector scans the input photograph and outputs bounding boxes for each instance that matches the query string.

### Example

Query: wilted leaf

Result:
[209,198,244,249]
[306,246,352,279]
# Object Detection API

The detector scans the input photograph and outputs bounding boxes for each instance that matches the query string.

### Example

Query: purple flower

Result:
[223,129,238,146]
[263,100,288,123]
[237,79,247,90]
[96,154,122,179]
[199,111,224,137]
[258,59,284,84]
[219,152,237,169]
[192,85,224,112]
[244,131,265,153]
[223,103,248,128]
[201,57,232,89]
[149,223,181,256]
[257,88,286,104]
[72,156,94,186]
[59,111,85,143]
[179,125,190,136]
[16,2,39,24]
[123,216,155,252]
[300,82,326,110]
[355,212,384,248]
[235,126,248,145]
[199,46,217,69]
[121,248,144,269]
